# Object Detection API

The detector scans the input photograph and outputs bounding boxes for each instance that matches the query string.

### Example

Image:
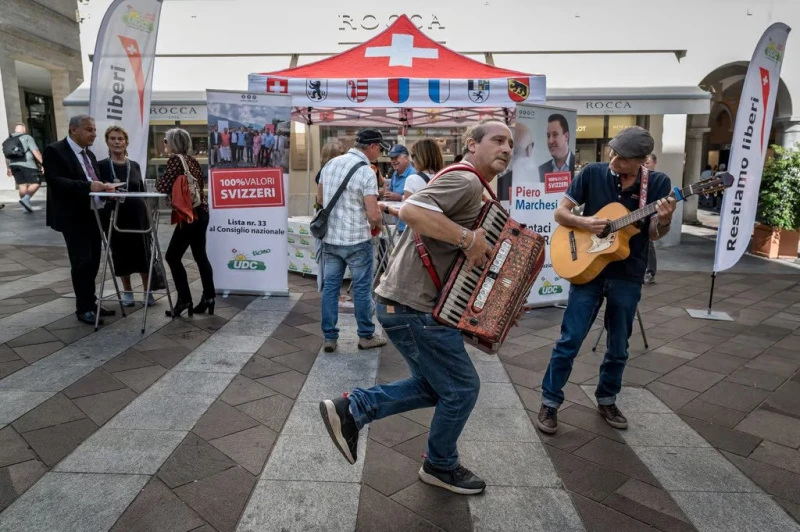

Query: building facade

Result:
[65,0,800,246]
[0,0,84,190]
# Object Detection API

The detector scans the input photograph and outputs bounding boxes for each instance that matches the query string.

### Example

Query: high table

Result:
[89,191,174,333]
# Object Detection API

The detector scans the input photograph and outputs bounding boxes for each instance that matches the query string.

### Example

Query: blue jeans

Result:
[321,241,375,340]
[348,303,480,470]
[542,277,642,408]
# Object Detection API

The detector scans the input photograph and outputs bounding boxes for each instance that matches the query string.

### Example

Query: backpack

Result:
[417,171,430,184]
[177,155,202,208]
[2,136,26,161]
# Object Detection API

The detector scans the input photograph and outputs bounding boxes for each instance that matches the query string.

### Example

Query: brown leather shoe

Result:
[597,404,628,429]
[535,404,558,434]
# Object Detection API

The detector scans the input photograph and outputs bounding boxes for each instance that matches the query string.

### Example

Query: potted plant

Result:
[752,143,800,259]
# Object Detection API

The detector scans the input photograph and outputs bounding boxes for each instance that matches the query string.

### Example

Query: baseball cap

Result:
[356,129,391,151]
[388,144,409,157]
[608,126,655,159]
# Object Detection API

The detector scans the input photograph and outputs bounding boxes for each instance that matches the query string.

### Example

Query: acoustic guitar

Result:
[551,172,734,285]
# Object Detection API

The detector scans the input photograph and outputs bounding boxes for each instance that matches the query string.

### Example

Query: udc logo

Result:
[241,94,258,101]
[227,249,266,271]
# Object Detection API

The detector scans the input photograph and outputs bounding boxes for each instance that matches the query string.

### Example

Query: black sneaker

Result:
[320,393,359,464]
[418,461,486,495]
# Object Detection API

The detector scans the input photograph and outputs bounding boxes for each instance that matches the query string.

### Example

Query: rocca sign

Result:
[149,105,206,121]
[338,14,445,32]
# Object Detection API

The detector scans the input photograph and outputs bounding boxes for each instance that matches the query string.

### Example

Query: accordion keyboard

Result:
[433,201,546,353]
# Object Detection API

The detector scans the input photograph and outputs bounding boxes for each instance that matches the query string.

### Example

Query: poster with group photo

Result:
[507,103,577,307]
[205,90,292,296]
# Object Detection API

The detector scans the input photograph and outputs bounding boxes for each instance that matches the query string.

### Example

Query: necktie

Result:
[80,150,104,208]
[80,150,99,181]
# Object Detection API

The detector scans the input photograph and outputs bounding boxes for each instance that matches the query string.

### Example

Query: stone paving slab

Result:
[237,481,361,532]
[0,472,149,532]
[54,428,186,475]
[469,487,585,532]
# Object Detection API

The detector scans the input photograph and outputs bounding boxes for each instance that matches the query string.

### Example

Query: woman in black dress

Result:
[98,126,155,307]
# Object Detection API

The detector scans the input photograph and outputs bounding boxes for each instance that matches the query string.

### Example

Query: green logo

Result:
[299,227,310,235]
[289,261,298,271]
[765,42,782,63]
[287,236,296,244]
[300,238,310,246]
[302,264,313,274]
[122,7,156,32]
[295,250,305,258]
[538,280,564,296]
[227,250,266,271]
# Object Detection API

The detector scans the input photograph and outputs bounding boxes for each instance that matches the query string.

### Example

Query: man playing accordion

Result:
[320,119,514,495]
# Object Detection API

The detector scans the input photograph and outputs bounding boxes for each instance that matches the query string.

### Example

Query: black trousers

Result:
[63,221,102,313]
[166,208,215,302]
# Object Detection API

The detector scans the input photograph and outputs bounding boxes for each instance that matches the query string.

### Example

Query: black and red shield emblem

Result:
[507,78,530,103]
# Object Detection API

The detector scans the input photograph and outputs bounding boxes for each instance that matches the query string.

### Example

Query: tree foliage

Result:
[757,143,800,230]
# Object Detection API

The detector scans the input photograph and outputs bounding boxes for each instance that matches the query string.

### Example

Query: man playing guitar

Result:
[535,126,677,434]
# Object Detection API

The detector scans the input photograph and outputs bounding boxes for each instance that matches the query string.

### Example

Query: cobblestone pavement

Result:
[0,199,798,531]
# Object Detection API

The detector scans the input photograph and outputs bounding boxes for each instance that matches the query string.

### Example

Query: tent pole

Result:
[306,122,313,215]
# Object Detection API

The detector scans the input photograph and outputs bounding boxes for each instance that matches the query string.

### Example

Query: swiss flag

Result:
[266,78,288,94]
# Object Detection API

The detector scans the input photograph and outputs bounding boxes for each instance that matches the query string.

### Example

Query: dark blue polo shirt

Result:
[564,162,671,282]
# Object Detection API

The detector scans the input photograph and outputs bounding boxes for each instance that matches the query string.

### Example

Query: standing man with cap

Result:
[318,128,388,353]
[385,144,416,232]
[535,126,676,434]
[644,153,658,284]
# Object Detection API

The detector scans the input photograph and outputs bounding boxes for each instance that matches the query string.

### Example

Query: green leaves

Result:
[757,143,800,230]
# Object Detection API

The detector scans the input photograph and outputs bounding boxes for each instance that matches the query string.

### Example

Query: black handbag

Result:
[310,161,367,239]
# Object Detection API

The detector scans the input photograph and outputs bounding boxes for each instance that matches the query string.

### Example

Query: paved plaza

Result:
[0,196,798,531]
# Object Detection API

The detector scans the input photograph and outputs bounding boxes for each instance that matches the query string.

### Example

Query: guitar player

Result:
[535,126,677,434]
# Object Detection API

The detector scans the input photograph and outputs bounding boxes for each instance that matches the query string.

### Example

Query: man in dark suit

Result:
[43,115,116,325]
[538,113,575,181]
[208,125,221,166]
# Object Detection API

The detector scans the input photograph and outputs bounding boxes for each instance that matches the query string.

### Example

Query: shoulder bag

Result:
[310,160,367,239]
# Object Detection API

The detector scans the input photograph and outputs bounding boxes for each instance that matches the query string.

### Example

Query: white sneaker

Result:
[121,291,135,307]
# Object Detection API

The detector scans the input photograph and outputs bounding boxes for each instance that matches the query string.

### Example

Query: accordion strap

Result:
[413,163,488,293]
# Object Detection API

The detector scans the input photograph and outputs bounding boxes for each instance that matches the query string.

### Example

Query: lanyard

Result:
[108,158,131,189]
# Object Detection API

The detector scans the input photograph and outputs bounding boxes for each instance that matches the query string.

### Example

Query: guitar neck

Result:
[609,184,693,232]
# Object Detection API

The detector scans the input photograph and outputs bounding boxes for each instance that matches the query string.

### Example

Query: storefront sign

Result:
[338,13,445,33]
[149,105,207,121]
[553,96,711,116]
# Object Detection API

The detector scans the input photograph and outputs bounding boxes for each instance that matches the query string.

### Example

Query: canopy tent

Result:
[247,15,545,127]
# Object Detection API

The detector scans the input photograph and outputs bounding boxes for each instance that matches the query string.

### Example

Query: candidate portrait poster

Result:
[205,90,292,295]
[508,103,577,307]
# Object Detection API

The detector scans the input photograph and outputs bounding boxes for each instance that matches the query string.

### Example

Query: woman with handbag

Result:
[156,128,216,317]
[98,126,156,307]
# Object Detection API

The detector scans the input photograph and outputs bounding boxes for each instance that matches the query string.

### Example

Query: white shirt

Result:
[403,171,430,196]
[67,137,102,207]
[67,136,92,181]
[321,149,379,246]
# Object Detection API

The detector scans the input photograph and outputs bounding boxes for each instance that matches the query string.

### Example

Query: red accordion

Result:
[415,164,546,354]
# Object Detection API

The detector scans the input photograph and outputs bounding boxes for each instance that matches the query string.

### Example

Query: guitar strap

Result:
[413,163,491,292]
[639,166,649,210]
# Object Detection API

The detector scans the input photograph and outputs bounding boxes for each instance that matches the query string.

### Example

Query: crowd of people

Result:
[315,122,677,496]
[38,114,216,325]
[207,124,288,169]
[19,112,679,498]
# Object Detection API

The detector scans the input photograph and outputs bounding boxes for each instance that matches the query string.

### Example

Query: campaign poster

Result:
[509,103,577,307]
[205,90,292,296]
